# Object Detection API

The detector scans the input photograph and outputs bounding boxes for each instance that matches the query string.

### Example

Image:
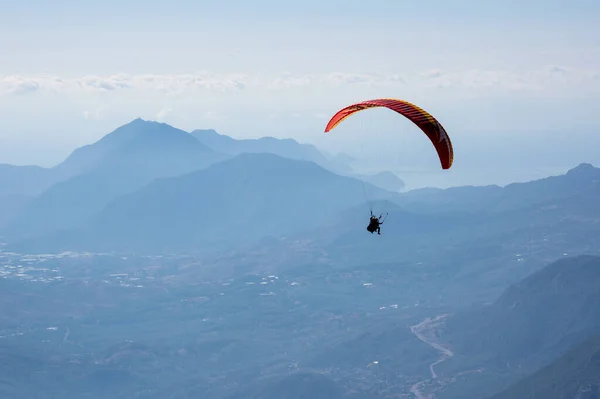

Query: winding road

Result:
[409,314,454,399]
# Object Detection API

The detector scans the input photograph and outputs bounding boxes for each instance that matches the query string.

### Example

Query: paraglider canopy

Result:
[324,98,454,170]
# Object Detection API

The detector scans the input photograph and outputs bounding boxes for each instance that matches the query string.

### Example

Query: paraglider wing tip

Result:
[442,158,454,169]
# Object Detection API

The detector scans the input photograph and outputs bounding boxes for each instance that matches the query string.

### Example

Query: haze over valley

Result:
[2,0,599,397]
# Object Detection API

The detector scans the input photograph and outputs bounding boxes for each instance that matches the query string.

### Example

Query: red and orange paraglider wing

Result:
[324,98,454,169]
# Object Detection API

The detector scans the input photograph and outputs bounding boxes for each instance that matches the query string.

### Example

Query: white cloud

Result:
[321,72,407,87]
[77,74,133,91]
[267,72,406,89]
[135,72,251,94]
[156,107,172,119]
[269,72,314,89]
[0,66,597,98]
[0,72,252,96]
[0,71,409,96]
[0,76,41,95]
[417,65,600,93]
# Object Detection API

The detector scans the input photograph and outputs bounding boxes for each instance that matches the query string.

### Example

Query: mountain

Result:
[361,171,405,192]
[56,119,222,176]
[191,129,352,174]
[326,163,600,262]
[5,119,227,238]
[0,194,33,228]
[196,161,600,303]
[299,199,476,250]
[0,164,55,197]
[329,151,356,166]
[15,153,393,253]
[6,171,155,238]
[281,162,600,266]
[2,121,405,238]
[0,165,57,229]
[399,163,600,214]
[436,255,600,398]
[490,333,600,399]
[3,119,214,198]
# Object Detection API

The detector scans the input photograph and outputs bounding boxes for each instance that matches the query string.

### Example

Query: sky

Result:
[1,0,599,188]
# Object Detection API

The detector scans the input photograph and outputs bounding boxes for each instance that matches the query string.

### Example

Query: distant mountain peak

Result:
[567,162,597,175]
[360,170,405,192]
[126,117,154,126]
[189,129,353,174]
[54,118,217,178]
[123,117,174,129]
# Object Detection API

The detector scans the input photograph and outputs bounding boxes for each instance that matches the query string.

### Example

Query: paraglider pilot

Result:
[367,211,383,235]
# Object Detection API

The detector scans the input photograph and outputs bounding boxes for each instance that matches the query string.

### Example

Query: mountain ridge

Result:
[3,119,228,237]
[436,254,600,399]
[490,333,600,399]
[9,152,393,253]
[191,128,353,175]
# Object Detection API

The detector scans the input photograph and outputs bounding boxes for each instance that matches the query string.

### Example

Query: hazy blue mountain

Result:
[399,163,599,214]
[191,129,404,192]
[361,171,405,192]
[0,194,33,228]
[302,199,475,249]
[191,129,352,174]
[329,151,356,166]
[437,255,600,398]
[191,129,407,192]
[57,119,223,177]
[310,163,600,262]
[5,119,228,238]
[4,122,600,399]
[0,164,55,197]
[6,171,154,238]
[490,334,600,399]
[0,165,57,227]
[487,162,600,212]
[2,121,406,238]
[2,119,212,196]
[399,184,502,214]
[15,153,393,253]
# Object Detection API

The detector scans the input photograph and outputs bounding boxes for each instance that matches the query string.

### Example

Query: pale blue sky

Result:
[1,0,599,187]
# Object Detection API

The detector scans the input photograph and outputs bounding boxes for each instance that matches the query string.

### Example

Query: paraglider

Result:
[366,211,387,235]
[324,98,454,235]
[324,98,454,169]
